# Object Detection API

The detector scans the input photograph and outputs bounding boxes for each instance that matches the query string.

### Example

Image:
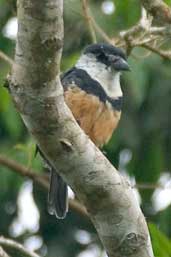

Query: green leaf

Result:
[1,100,24,140]
[149,223,171,257]
[164,0,171,5]
[0,86,10,112]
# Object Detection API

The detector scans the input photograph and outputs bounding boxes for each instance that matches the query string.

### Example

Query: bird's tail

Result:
[48,169,68,219]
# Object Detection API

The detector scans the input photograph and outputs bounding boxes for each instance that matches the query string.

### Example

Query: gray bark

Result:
[9,0,154,256]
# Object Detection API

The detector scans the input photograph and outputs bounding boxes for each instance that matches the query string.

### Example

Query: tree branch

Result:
[81,0,97,43]
[0,50,15,66]
[0,154,48,188]
[90,16,113,44]
[0,237,41,257]
[7,0,154,256]
[140,0,171,25]
[140,43,171,59]
[81,0,112,44]
[0,154,88,218]
[117,7,171,58]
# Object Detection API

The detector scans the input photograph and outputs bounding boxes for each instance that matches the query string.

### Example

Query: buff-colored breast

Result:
[64,87,121,147]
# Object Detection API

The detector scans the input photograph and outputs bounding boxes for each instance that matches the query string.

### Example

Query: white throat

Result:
[76,54,123,98]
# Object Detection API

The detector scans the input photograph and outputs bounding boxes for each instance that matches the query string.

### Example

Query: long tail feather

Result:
[48,169,68,219]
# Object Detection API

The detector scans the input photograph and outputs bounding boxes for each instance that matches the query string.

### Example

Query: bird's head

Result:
[75,43,130,98]
[82,43,130,72]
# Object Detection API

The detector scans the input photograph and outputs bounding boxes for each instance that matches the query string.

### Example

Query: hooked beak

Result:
[109,55,131,71]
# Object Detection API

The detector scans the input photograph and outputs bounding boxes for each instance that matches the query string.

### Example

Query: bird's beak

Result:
[109,56,130,71]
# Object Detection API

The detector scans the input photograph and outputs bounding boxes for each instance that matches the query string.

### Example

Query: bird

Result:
[41,43,130,219]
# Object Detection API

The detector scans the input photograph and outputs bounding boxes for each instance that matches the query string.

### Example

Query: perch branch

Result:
[5,0,154,255]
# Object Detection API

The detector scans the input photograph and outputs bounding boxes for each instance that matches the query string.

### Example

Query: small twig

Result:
[0,51,15,66]
[119,24,143,41]
[149,26,171,35]
[141,43,171,59]
[81,0,114,45]
[69,198,87,217]
[116,4,171,58]
[118,24,171,58]
[130,35,159,51]
[133,183,164,190]
[0,237,40,257]
[81,0,97,43]
[90,16,113,44]
[0,154,48,189]
[0,154,88,218]
[1,153,170,202]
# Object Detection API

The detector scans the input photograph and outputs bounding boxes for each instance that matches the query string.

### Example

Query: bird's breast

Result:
[64,86,121,147]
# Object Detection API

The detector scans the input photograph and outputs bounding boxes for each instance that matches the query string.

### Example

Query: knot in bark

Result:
[42,37,63,51]
[119,232,147,255]
[60,139,74,153]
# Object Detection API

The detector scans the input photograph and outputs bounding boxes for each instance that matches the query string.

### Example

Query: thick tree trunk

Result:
[9,0,154,256]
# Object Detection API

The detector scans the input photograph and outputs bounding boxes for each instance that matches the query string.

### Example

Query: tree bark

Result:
[8,0,154,256]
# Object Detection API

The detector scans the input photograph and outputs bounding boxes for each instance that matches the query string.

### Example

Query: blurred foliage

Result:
[149,223,171,257]
[0,0,171,256]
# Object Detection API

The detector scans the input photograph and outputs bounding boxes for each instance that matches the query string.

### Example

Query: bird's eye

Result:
[96,52,105,58]
[96,52,108,62]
